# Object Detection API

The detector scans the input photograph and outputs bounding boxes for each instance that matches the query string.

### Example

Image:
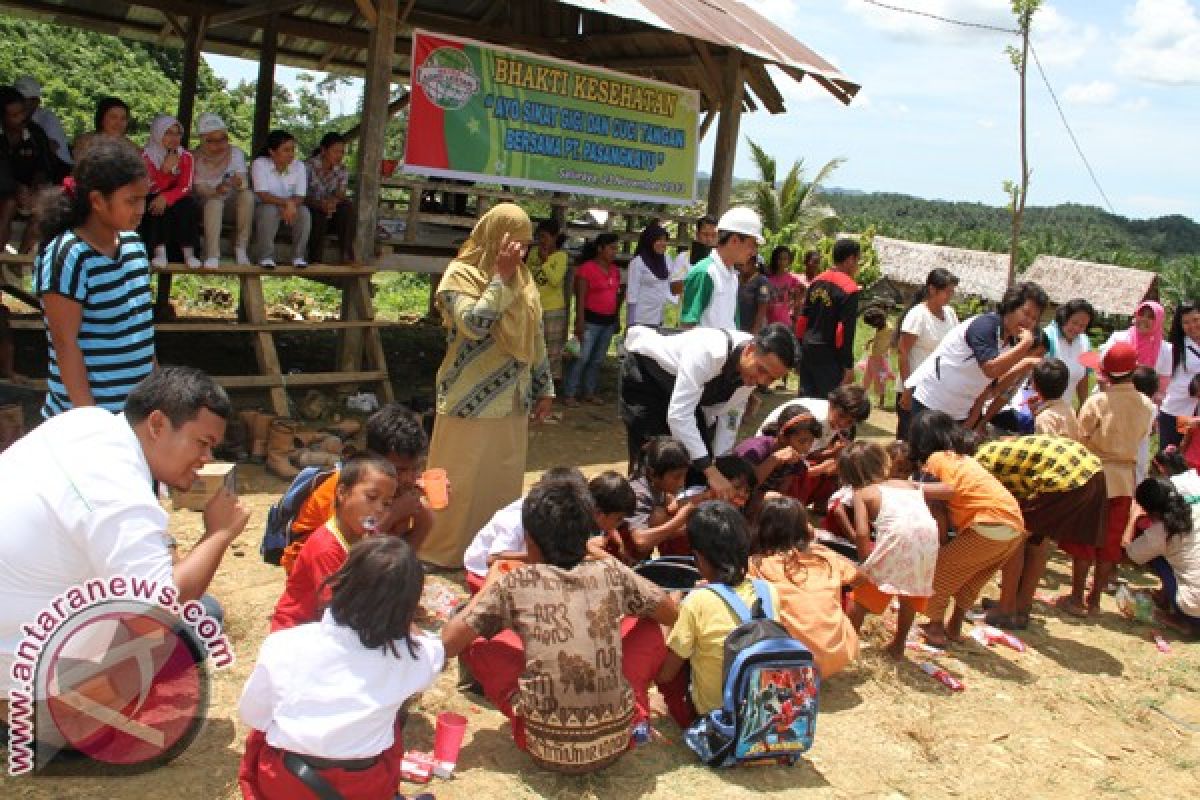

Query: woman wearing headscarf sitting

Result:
[418,204,555,569]
[139,114,200,268]
[192,112,253,267]
[624,222,673,329]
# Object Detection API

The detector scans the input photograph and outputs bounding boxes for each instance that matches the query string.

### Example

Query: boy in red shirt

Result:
[271,455,397,630]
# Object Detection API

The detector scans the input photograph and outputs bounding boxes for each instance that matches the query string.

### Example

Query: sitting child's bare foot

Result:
[919,622,948,647]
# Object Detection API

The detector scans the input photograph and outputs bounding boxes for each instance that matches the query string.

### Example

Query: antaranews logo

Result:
[7,575,233,775]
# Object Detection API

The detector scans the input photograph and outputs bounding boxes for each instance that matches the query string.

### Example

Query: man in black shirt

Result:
[797,238,862,398]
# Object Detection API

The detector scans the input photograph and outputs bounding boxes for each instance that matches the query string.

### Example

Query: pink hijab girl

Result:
[1094,301,1171,400]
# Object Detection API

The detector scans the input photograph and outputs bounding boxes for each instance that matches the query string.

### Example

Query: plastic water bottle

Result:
[631,721,652,746]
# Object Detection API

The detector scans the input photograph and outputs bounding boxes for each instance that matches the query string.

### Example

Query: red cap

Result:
[1100,341,1138,378]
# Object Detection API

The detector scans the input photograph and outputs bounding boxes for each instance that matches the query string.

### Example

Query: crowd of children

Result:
[226,271,1200,792]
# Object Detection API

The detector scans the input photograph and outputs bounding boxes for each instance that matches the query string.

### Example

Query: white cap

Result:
[14,76,41,99]
[716,206,764,244]
[195,112,227,135]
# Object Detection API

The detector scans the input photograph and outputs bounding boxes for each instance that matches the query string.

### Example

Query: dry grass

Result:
[3,400,1198,799]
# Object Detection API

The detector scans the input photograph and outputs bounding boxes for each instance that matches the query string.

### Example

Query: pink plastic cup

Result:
[433,711,468,764]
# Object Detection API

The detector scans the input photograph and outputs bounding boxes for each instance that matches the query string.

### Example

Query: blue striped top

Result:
[34,231,156,417]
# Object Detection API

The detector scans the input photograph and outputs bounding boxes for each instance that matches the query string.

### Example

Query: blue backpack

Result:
[684,580,820,767]
[261,467,336,565]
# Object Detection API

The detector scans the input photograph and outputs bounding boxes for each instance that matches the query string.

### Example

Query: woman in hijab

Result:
[418,203,555,569]
[1099,301,1171,399]
[139,114,200,268]
[624,223,673,329]
[192,112,253,267]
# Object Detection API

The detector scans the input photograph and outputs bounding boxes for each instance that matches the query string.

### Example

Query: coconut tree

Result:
[734,138,845,248]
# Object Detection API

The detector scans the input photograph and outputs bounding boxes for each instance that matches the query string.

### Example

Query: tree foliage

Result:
[733,137,843,247]
[0,19,350,157]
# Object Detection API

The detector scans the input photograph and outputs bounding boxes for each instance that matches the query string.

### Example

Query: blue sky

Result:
[207,0,1200,221]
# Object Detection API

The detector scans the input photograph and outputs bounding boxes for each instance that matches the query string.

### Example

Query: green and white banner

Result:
[405,29,700,204]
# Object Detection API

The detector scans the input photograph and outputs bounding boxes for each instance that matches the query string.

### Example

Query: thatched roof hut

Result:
[1021,256,1159,319]
[871,236,1009,303]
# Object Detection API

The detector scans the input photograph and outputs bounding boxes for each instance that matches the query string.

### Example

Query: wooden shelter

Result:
[2,1,858,412]
[1021,255,1159,319]
[872,235,1010,305]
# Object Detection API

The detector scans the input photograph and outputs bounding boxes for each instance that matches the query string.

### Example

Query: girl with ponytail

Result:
[33,138,155,416]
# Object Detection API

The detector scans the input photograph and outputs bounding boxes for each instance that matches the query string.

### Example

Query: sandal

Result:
[984,610,1028,630]
[1055,595,1090,618]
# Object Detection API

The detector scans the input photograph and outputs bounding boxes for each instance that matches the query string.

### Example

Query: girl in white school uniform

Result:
[239,536,443,800]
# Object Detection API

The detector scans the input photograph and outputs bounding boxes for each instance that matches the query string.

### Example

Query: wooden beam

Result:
[354,0,378,27]
[159,10,186,39]
[208,0,306,29]
[707,50,744,216]
[252,13,279,157]
[351,0,398,268]
[699,110,716,141]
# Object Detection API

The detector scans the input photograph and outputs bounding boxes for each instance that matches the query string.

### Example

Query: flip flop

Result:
[1055,595,1090,618]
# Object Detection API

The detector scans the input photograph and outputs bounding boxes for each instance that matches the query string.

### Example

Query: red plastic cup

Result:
[433,711,468,764]
[421,468,449,510]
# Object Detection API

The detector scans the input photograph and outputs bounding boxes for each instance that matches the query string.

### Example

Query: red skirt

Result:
[239,718,405,800]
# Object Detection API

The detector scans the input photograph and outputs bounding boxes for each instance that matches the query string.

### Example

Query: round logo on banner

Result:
[416,47,481,110]
[36,601,210,771]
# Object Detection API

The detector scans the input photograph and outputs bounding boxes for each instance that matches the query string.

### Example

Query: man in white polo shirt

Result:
[0,366,249,698]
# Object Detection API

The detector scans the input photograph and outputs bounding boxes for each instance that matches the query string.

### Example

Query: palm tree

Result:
[734,138,845,245]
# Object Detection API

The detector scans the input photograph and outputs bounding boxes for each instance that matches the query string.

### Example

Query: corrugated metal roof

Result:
[559,0,858,104]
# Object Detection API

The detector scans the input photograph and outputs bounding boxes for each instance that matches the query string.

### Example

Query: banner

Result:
[404,30,699,205]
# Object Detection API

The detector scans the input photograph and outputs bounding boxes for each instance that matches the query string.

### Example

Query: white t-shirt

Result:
[0,408,173,693]
[625,325,755,465]
[462,497,525,577]
[240,610,444,759]
[755,397,837,451]
[1045,324,1092,402]
[1126,518,1200,617]
[907,313,1010,421]
[900,302,959,377]
[681,251,739,330]
[1161,339,1200,417]
[626,254,676,327]
[251,156,307,199]
[33,107,72,165]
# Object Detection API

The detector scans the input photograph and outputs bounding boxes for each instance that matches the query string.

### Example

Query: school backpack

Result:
[684,579,820,767]
[260,466,336,565]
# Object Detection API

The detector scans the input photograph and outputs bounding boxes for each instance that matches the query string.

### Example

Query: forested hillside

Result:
[829,191,1199,269]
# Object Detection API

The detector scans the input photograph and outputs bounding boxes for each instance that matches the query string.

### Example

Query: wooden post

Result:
[351,0,398,266]
[341,0,398,376]
[252,13,280,156]
[706,49,744,216]
[156,13,207,318]
[177,15,207,140]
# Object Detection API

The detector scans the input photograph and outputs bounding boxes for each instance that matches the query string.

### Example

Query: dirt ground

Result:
[3,369,1199,799]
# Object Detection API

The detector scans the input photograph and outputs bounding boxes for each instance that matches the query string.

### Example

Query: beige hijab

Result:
[437,203,541,364]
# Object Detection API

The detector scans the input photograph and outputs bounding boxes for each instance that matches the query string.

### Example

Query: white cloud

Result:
[1029,5,1102,68]
[1121,96,1152,112]
[1116,0,1200,85]
[1062,80,1119,105]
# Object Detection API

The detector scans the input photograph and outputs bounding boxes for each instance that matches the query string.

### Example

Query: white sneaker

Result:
[235,248,251,266]
[259,259,276,269]
[292,258,308,269]
[203,257,219,269]
[151,247,168,268]
[184,254,202,269]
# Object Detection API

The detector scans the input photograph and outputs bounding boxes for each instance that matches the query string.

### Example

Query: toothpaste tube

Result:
[980,625,1027,653]
[919,661,964,692]
[1152,631,1172,654]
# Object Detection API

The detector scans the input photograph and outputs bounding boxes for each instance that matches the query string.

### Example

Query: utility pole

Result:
[1006,0,1040,288]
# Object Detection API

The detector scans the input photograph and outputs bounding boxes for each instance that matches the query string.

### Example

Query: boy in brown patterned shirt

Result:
[442,478,677,773]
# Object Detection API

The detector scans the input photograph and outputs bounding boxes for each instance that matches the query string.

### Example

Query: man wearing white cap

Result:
[14,76,71,167]
[679,206,763,330]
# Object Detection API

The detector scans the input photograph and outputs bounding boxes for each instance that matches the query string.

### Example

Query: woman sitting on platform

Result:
[250,129,311,269]
[139,114,201,268]
[304,132,355,264]
[192,112,253,267]
[72,96,137,161]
